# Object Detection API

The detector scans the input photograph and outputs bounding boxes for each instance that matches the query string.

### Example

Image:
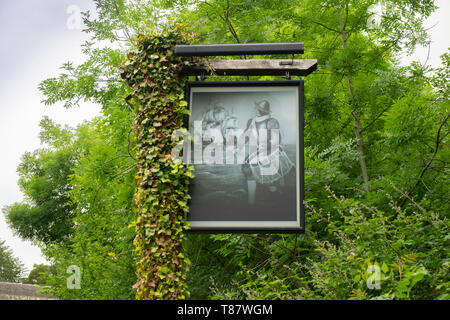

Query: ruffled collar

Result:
[254,114,270,123]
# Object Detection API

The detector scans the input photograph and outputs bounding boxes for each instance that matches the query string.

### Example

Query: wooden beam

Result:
[175,43,304,57]
[182,59,317,76]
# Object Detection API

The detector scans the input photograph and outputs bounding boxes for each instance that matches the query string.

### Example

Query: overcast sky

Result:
[0,0,101,272]
[0,0,448,273]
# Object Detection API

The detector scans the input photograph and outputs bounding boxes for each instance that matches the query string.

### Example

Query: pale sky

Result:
[0,0,101,272]
[0,0,448,274]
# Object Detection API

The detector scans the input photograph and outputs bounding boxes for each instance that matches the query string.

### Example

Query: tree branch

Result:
[91,163,137,209]
[311,20,340,33]
[401,112,450,207]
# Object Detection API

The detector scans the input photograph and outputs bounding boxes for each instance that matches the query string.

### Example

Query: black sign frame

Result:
[184,81,305,233]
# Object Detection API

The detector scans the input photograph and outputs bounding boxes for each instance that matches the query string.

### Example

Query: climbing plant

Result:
[120,25,198,300]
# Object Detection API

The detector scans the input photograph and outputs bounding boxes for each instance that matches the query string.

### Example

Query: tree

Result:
[0,240,25,283]
[22,264,56,285]
[6,0,145,299]
[40,106,138,300]
[6,0,448,300]
[3,117,76,243]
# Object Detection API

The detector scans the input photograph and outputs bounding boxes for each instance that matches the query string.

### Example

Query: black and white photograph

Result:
[186,81,304,231]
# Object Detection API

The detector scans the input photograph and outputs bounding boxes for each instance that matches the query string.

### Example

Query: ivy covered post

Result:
[120,26,196,300]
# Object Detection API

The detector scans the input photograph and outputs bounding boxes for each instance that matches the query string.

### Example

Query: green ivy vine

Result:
[120,25,198,300]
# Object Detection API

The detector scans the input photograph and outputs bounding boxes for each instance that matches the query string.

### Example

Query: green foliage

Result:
[6,0,448,300]
[183,234,245,299]
[40,106,138,300]
[120,25,199,300]
[3,118,77,243]
[22,264,56,285]
[207,188,448,300]
[0,240,25,283]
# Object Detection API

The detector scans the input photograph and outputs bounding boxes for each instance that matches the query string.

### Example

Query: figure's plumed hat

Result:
[254,100,271,114]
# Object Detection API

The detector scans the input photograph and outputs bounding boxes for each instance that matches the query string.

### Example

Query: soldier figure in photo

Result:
[241,100,294,204]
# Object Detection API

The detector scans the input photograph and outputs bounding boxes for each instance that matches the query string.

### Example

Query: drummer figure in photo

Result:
[241,100,294,205]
